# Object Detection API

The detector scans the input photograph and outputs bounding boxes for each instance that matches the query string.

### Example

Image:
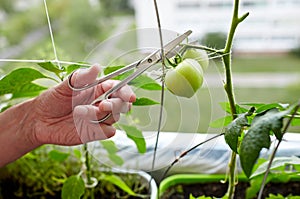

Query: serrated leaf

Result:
[101,140,124,166]
[101,174,136,196]
[49,150,70,162]
[209,115,232,128]
[224,112,251,153]
[38,62,65,74]
[61,175,85,199]
[119,124,146,154]
[0,68,48,96]
[251,156,300,178]
[239,108,292,177]
[133,97,159,106]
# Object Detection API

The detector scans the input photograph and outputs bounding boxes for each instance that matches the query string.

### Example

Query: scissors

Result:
[68,30,192,123]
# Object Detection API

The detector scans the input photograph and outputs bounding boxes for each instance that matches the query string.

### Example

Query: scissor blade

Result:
[137,30,192,69]
[163,30,192,56]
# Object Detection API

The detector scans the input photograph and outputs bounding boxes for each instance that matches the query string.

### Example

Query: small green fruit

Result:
[165,59,203,98]
[183,49,209,70]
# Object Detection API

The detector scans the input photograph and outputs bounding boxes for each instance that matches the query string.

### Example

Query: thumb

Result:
[70,64,101,88]
[55,64,101,95]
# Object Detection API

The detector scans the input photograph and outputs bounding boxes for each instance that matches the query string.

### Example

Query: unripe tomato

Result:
[165,59,203,98]
[183,49,209,70]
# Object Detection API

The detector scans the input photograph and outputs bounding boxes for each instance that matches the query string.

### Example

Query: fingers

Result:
[70,64,101,87]
[99,98,132,114]
[74,105,121,124]
[73,105,117,143]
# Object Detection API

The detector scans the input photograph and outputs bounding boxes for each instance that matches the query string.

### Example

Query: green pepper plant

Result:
[0,60,161,198]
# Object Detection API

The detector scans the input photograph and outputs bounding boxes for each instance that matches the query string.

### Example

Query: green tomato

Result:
[165,59,203,98]
[183,49,209,70]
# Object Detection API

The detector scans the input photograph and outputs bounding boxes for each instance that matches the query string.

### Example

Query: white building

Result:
[133,0,300,53]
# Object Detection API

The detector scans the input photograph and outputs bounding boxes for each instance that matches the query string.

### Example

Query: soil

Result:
[0,175,150,199]
[161,181,300,199]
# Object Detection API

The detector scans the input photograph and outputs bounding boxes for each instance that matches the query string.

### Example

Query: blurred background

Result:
[0,0,299,133]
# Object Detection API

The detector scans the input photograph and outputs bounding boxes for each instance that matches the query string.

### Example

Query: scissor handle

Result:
[67,60,140,92]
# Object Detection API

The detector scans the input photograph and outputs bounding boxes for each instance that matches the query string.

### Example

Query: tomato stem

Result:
[222,0,249,198]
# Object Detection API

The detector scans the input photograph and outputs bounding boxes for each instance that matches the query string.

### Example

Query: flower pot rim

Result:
[159,173,300,197]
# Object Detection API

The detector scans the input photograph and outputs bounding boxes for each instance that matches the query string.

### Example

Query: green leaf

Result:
[103,65,124,75]
[239,108,292,177]
[224,108,254,153]
[103,65,162,90]
[108,154,124,166]
[246,174,267,199]
[291,116,300,126]
[133,97,159,106]
[219,102,248,115]
[65,64,82,75]
[38,62,65,75]
[119,124,146,154]
[219,102,231,114]
[0,68,48,96]
[49,150,70,162]
[241,103,289,113]
[251,156,300,178]
[61,175,85,199]
[101,174,136,196]
[130,74,162,90]
[11,83,47,98]
[265,194,285,199]
[101,140,124,166]
[209,115,232,128]
[189,194,213,199]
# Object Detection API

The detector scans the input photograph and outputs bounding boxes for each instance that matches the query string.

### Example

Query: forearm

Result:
[0,99,40,167]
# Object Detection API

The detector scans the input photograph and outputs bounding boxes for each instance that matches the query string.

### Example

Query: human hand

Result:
[32,64,136,145]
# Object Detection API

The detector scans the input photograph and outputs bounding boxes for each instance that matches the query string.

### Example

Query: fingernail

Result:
[130,95,136,102]
[101,101,112,111]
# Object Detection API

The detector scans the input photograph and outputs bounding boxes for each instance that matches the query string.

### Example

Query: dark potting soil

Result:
[161,181,300,199]
[0,178,150,199]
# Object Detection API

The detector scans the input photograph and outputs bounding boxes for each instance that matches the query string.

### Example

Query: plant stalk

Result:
[257,101,300,199]
[83,144,95,199]
[222,0,249,198]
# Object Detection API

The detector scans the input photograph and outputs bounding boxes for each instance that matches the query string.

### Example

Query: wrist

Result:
[0,99,41,166]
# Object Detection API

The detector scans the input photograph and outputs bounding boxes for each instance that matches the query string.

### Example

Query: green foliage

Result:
[99,173,137,196]
[266,194,300,199]
[100,140,124,166]
[104,65,162,91]
[1,146,80,197]
[240,107,294,177]
[133,97,159,106]
[251,156,300,178]
[0,68,49,97]
[224,107,254,153]
[119,124,147,154]
[190,194,213,199]
[61,175,85,199]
